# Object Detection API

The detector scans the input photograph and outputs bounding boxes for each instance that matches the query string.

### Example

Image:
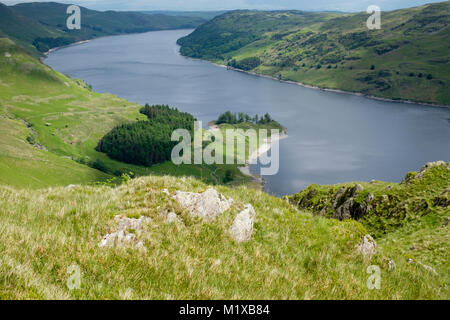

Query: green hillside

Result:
[0,38,247,188]
[0,2,206,56]
[141,10,226,20]
[178,2,450,105]
[289,162,450,274]
[0,3,65,54]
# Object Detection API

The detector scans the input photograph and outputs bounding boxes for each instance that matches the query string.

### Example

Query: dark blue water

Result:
[45,30,450,196]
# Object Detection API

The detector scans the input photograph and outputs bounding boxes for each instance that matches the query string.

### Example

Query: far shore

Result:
[185,56,450,109]
[40,30,448,108]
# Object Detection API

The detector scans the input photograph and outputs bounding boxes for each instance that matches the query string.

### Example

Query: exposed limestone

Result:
[229,204,256,242]
[388,259,396,272]
[357,235,377,257]
[354,184,364,193]
[165,212,182,224]
[173,188,233,221]
[99,215,150,249]
[365,193,375,203]
[416,161,449,179]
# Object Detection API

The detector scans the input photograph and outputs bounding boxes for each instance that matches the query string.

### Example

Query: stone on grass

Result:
[99,215,150,249]
[229,204,256,243]
[357,235,377,257]
[173,188,233,221]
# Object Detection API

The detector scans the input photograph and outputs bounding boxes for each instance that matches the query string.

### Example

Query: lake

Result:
[45,29,450,196]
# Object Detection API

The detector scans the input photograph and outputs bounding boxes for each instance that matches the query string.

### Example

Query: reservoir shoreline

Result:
[182,55,450,109]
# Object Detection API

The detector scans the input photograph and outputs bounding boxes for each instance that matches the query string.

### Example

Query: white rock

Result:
[174,188,233,221]
[229,204,256,243]
[4,52,11,58]
[357,235,377,257]
[99,215,150,249]
[388,259,396,272]
[166,212,182,224]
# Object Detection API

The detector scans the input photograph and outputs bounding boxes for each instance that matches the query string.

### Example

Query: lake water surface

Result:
[45,29,450,196]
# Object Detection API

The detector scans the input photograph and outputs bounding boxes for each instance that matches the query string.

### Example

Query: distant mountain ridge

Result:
[0,1,207,56]
[141,10,226,20]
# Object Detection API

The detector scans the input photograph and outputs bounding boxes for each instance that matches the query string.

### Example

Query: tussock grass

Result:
[0,175,447,299]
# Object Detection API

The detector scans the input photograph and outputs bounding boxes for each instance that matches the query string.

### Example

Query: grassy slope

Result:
[178,2,450,105]
[1,2,206,56]
[0,174,447,299]
[288,163,450,278]
[0,38,248,189]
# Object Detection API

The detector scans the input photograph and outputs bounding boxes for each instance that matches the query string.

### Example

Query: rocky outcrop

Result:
[229,204,256,243]
[331,184,370,221]
[415,161,449,180]
[291,183,373,221]
[173,188,234,221]
[99,215,150,249]
[434,188,450,208]
[357,235,377,257]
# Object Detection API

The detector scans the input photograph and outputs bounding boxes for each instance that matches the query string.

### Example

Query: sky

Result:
[2,0,445,12]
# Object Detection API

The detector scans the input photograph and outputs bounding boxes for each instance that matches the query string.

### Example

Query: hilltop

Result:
[0,169,448,299]
[178,2,450,105]
[0,2,206,56]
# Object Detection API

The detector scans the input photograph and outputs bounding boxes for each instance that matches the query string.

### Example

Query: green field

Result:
[178,2,450,105]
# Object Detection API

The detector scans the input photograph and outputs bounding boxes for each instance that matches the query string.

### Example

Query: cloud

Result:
[2,0,444,11]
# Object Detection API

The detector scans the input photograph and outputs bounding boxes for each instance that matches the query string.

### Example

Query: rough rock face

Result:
[357,235,377,257]
[229,204,256,242]
[331,184,369,220]
[434,188,450,208]
[173,188,233,221]
[99,215,150,249]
